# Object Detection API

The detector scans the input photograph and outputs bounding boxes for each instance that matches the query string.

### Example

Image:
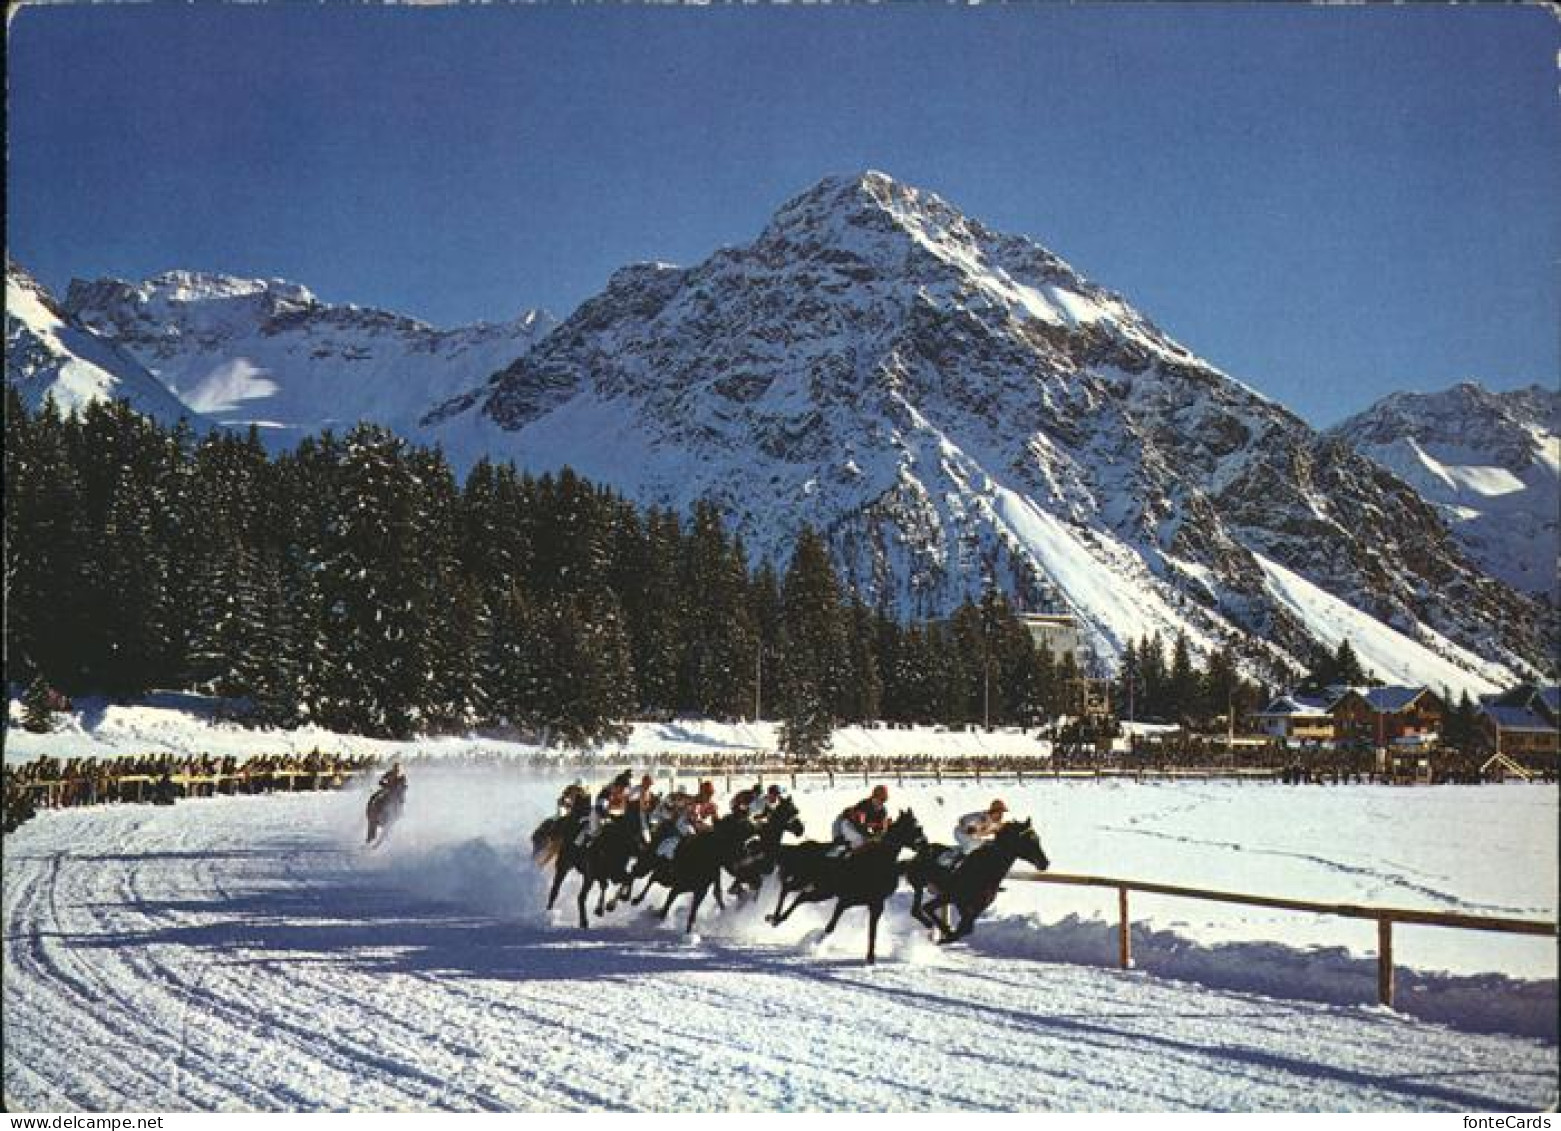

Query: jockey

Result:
[748,783,785,821]
[658,780,717,859]
[830,784,890,855]
[557,779,590,819]
[953,799,1008,859]
[729,781,763,816]
[625,773,657,808]
[378,762,407,799]
[580,770,632,844]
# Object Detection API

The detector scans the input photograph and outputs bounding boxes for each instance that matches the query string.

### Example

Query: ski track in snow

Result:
[4,776,1557,1112]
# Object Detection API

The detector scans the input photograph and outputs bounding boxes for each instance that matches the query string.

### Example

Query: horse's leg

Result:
[595,876,609,917]
[775,886,828,926]
[767,877,792,924]
[577,870,591,929]
[631,873,658,905]
[924,894,955,941]
[547,854,570,911]
[657,884,680,922]
[867,900,883,965]
[909,883,934,929]
[685,883,709,933]
[711,876,726,912]
[822,899,848,935]
[771,886,809,925]
[951,905,977,941]
[607,873,631,913]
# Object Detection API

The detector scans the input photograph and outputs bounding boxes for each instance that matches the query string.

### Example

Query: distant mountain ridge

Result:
[5,261,202,428]
[423,172,1547,691]
[1331,382,1559,599]
[7,174,1551,692]
[61,269,556,444]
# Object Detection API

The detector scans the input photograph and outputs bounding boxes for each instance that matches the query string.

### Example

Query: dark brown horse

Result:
[768,809,927,964]
[632,815,754,932]
[546,814,647,928]
[725,795,804,900]
[364,781,406,848]
[904,819,1050,943]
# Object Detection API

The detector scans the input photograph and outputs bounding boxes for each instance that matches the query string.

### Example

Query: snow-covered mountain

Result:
[1331,383,1559,600]
[62,270,556,443]
[5,261,201,427]
[426,171,1547,691]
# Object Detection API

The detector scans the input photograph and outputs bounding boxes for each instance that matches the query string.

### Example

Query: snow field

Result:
[4,764,1556,1111]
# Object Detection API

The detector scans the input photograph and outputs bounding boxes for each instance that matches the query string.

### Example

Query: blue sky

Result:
[8,6,1557,425]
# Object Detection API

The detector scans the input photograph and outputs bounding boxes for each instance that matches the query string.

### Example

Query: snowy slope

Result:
[62,270,556,443]
[3,769,1555,1111]
[1332,383,1560,598]
[426,172,1545,690]
[5,262,202,427]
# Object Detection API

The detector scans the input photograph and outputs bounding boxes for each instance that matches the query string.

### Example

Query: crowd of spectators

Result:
[2,750,379,834]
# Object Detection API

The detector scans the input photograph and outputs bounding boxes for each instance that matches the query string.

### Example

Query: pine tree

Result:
[839,596,883,724]
[778,527,847,760]
[21,676,55,734]
[1168,632,1197,724]
[748,558,785,721]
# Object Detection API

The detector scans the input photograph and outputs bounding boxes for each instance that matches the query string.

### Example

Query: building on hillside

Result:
[1252,692,1345,746]
[1019,613,1084,666]
[1478,684,1560,766]
[1331,686,1444,749]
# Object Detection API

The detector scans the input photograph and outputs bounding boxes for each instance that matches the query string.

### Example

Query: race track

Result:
[4,773,1557,1112]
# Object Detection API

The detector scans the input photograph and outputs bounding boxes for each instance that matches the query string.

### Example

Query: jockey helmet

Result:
[698,780,714,796]
[767,784,783,796]
[871,784,889,803]
[990,799,1007,814]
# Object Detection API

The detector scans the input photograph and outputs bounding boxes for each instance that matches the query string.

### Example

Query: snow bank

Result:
[967,913,1558,1044]
[4,692,1054,765]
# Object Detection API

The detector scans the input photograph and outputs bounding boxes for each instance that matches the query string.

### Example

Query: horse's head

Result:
[887,808,929,852]
[999,818,1050,872]
[773,795,805,837]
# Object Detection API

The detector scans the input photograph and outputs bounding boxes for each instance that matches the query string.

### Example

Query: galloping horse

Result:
[547,814,647,928]
[531,813,576,868]
[768,809,928,964]
[364,781,406,848]
[724,795,804,900]
[904,819,1050,943]
[633,815,753,933]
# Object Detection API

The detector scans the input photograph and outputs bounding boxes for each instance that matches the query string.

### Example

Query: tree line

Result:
[7,393,1114,754]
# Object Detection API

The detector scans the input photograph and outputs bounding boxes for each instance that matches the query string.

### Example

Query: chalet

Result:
[1478,684,1560,765]
[1331,686,1443,749]
[1253,692,1343,745]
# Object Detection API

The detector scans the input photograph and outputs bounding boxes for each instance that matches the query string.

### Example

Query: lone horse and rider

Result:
[364,761,408,847]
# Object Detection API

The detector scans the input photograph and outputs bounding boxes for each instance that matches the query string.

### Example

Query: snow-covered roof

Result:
[1481,704,1558,734]
[1256,694,1336,718]
[1356,686,1433,714]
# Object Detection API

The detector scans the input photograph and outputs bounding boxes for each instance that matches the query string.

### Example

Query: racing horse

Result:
[633,814,754,933]
[724,794,804,900]
[768,809,928,964]
[547,813,647,928]
[364,779,406,848]
[903,819,1050,943]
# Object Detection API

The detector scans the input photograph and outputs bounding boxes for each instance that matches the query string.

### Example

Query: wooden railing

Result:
[655,764,1284,793]
[1010,871,1558,1007]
